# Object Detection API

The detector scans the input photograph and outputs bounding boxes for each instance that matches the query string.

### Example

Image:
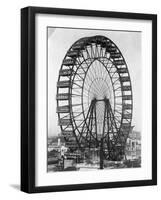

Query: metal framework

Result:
[56,35,133,163]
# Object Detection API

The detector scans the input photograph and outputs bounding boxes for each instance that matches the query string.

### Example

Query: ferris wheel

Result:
[56,35,133,161]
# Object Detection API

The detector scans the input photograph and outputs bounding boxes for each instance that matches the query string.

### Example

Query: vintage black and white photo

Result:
[47,27,142,172]
[21,7,157,192]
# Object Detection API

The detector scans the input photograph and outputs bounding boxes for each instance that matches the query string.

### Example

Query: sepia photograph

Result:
[47,27,142,172]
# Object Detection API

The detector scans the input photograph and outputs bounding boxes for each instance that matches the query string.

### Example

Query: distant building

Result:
[48,135,66,152]
[125,130,141,160]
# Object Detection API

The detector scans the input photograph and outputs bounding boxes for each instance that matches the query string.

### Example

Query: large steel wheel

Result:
[56,35,133,161]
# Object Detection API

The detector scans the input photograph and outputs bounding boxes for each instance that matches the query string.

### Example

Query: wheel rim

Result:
[56,35,133,160]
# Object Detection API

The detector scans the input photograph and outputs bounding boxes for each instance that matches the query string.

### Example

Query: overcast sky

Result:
[48,27,142,137]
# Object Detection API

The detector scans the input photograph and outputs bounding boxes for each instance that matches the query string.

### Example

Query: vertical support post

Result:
[94,104,98,145]
[100,138,104,169]
[107,99,110,158]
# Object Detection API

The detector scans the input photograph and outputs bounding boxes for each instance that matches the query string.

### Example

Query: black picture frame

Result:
[21,6,157,193]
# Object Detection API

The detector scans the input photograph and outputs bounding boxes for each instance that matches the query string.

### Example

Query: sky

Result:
[48,27,142,137]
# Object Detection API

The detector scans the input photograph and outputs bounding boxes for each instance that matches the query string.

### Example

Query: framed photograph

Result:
[21,6,157,193]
